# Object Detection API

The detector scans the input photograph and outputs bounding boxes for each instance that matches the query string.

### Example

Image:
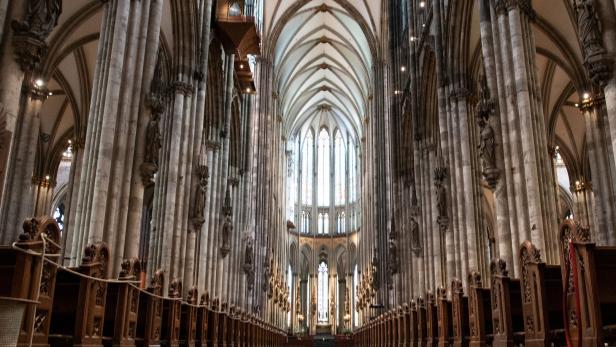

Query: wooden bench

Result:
[0,216,61,346]
[467,271,492,347]
[408,300,419,347]
[161,279,182,347]
[426,292,439,347]
[519,240,564,347]
[559,220,616,346]
[451,279,469,347]
[437,286,453,347]
[135,269,164,347]
[417,296,428,347]
[180,286,198,347]
[48,242,109,347]
[196,293,209,347]
[490,258,524,347]
[102,258,141,346]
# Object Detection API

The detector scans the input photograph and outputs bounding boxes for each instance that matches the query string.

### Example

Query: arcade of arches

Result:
[1,0,616,345]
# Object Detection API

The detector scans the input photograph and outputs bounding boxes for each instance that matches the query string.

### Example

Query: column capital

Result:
[171,80,194,96]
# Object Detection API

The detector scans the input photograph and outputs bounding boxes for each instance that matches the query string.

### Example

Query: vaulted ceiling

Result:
[264,0,381,140]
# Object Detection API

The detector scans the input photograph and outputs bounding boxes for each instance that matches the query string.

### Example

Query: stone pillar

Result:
[580,96,616,244]
[0,84,46,242]
[69,0,163,275]
[479,0,515,272]
[482,0,560,268]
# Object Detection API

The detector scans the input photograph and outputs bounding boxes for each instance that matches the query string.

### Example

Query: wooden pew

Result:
[408,300,419,347]
[436,287,453,347]
[426,292,439,347]
[102,258,141,346]
[0,217,62,347]
[417,297,428,347]
[519,240,564,347]
[209,298,220,346]
[451,279,469,347]
[559,220,616,347]
[195,293,209,347]
[467,271,492,347]
[490,258,524,347]
[180,286,198,347]
[397,306,405,347]
[48,242,109,347]
[161,279,182,347]
[135,270,164,347]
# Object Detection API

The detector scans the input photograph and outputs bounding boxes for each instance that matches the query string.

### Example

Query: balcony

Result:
[215,1,261,92]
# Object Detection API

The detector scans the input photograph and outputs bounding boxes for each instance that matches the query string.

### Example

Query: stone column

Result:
[0,84,46,242]
[485,0,560,267]
[70,0,163,275]
[580,96,616,244]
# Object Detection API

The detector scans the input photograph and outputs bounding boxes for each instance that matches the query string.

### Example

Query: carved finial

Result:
[168,279,182,298]
[119,257,141,280]
[490,258,508,277]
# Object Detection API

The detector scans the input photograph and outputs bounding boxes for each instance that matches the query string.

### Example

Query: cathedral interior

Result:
[1,0,616,346]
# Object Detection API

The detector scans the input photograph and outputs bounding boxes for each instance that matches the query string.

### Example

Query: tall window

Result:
[349,142,356,201]
[317,261,329,323]
[317,128,330,207]
[334,131,345,205]
[302,131,313,204]
[286,142,297,223]
[337,212,345,234]
[318,213,329,234]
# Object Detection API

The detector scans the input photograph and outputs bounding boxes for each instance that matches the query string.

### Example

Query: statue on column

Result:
[478,117,496,170]
[13,0,62,39]
[574,0,612,86]
[243,237,254,290]
[220,187,232,258]
[434,159,449,232]
[191,164,209,229]
[576,0,604,56]
[12,0,62,71]
[410,216,421,255]
[141,57,165,185]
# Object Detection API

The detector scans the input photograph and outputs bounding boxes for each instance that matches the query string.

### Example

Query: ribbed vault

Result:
[271,0,375,139]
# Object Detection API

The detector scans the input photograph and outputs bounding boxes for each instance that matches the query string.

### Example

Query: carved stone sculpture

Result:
[243,238,254,290]
[434,160,449,232]
[14,0,62,39]
[410,217,421,254]
[574,0,613,86]
[12,0,62,71]
[220,188,232,258]
[191,164,209,229]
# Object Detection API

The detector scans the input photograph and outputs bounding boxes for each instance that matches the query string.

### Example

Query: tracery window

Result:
[289,125,359,235]
[302,131,313,205]
[334,131,345,205]
[318,128,330,207]
[317,261,329,323]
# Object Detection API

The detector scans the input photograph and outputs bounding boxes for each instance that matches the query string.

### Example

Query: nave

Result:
[1,0,616,346]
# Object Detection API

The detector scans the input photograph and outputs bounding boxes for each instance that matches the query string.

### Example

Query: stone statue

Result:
[388,238,398,275]
[244,237,254,269]
[478,117,496,171]
[436,182,447,219]
[191,165,208,229]
[220,188,232,257]
[329,297,336,322]
[144,111,162,166]
[410,217,421,253]
[14,0,62,39]
[576,0,604,56]
[220,215,232,258]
